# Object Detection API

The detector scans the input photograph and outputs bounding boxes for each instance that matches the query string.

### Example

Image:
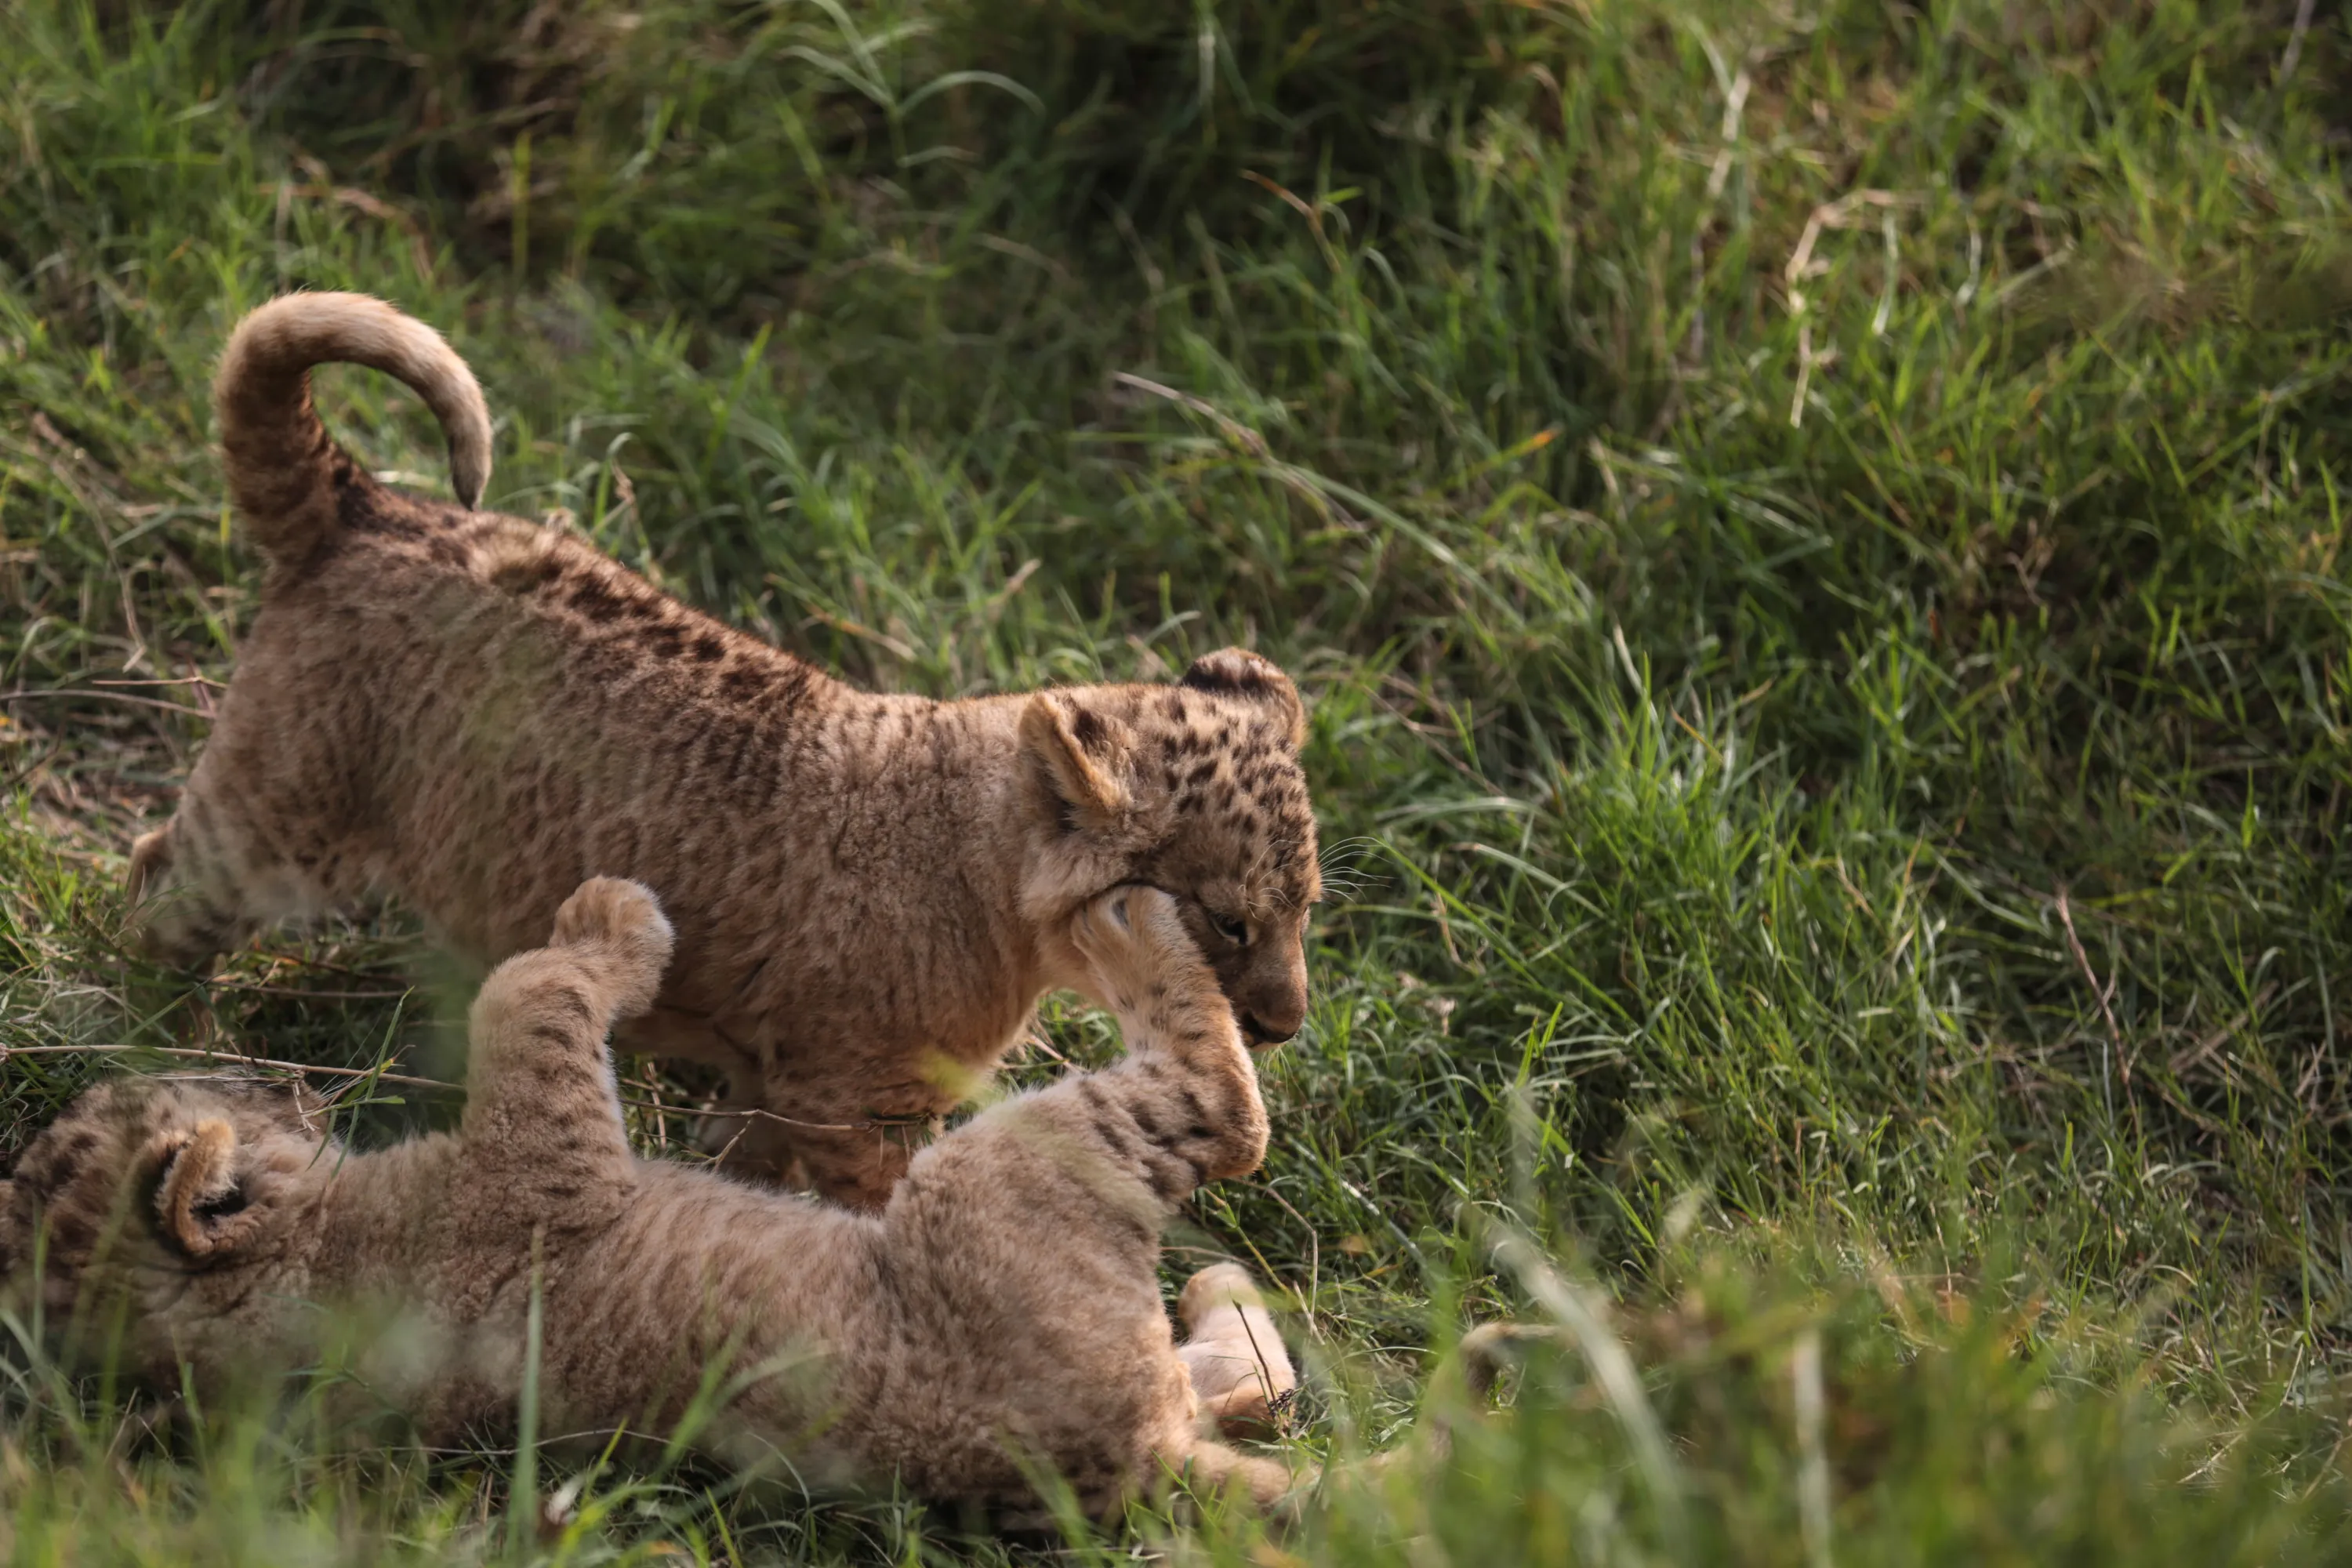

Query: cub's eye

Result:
[1210,912,1249,946]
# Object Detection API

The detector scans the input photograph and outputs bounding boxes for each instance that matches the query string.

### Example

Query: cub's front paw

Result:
[550,877,675,1017]
[126,826,174,905]
[1069,884,1214,1014]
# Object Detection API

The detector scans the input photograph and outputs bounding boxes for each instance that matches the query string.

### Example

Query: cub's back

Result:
[222,490,833,951]
[199,482,1041,1105]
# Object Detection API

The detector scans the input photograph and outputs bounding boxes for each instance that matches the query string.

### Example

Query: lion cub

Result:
[127,292,1322,1207]
[4,879,1302,1513]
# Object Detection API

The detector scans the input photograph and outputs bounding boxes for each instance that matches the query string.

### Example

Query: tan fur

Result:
[213,291,492,562]
[7,880,1306,1515]
[1175,1262,1298,1434]
[130,292,1322,1209]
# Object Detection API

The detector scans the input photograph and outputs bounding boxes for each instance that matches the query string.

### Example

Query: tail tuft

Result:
[212,292,492,566]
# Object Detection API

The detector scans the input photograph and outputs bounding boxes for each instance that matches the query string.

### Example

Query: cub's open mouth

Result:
[1238,1013,1298,1051]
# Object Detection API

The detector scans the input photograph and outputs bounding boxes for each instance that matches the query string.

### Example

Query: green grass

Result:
[4,0,2352,1560]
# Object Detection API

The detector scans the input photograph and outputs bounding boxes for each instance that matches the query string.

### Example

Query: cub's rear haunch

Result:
[131,292,1321,1207]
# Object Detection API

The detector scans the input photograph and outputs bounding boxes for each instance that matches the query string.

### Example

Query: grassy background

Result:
[4,0,2352,1560]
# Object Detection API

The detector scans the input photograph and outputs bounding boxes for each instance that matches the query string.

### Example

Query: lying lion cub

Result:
[3,880,1304,1514]
[127,292,1321,1210]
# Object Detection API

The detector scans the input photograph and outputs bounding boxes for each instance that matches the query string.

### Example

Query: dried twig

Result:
[635,1097,931,1134]
[208,982,416,1001]
[2,1043,929,1133]
[2169,982,2280,1078]
[2055,886,2133,1108]
[2,1043,450,1092]
[0,688,209,720]
[89,676,226,690]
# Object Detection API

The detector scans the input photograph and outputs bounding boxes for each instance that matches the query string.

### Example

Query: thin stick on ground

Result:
[2056,885,2134,1112]
[0,1044,931,1132]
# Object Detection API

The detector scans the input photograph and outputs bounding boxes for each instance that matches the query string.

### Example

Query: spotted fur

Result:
[129,292,1323,1208]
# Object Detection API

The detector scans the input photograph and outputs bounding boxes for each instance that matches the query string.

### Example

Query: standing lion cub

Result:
[5,880,1305,1515]
[128,292,1321,1207]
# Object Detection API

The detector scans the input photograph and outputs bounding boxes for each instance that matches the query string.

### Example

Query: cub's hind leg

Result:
[1177,1263,1297,1437]
[456,877,675,1207]
[1174,1440,1298,1513]
[126,683,383,967]
[751,1108,923,1212]
[608,1007,921,1208]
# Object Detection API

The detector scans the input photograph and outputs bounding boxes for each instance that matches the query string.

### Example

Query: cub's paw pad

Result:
[551,877,674,1011]
[1071,884,1221,1013]
[1071,884,1173,964]
[1178,1261,1268,1329]
[1123,888,1198,956]
[553,877,670,946]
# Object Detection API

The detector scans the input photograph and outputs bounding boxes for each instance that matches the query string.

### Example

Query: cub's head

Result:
[1021,648,1319,1047]
[0,1075,332,1358]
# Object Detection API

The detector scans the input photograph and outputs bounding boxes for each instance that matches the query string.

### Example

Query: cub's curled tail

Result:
[213,292,492,566]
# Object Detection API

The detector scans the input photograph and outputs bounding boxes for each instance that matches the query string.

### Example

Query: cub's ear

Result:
[1179,648,1306,749]
[1019,693,1134,831]
[151,1120,255,1260]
